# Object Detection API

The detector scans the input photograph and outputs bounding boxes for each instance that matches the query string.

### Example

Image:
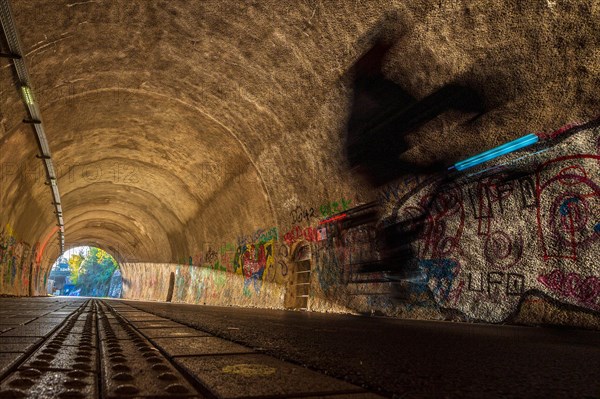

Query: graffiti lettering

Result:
[283,226,319,246]
[290,206,317,223]
[467,271,525,296]
[319,198,352,218]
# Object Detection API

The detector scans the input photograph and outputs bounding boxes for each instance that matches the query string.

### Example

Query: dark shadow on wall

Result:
[335,104,600,322]
[345,40,485,186]
[341,39,599,323]
[341,39,487,294]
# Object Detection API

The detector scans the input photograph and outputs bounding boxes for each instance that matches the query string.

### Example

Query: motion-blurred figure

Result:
[342,39,485,298]
[345,40,484,186]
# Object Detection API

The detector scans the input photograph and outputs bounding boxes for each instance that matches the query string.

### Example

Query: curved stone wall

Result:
[1,1,598,327]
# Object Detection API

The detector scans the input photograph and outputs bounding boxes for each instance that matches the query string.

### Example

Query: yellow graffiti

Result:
[4,224,14,237]
[233,238,276,283]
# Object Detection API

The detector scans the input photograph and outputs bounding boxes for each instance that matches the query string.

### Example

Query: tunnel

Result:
[0,0,599,397]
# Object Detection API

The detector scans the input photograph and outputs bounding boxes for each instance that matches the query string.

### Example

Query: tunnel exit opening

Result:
[48,246,122,298]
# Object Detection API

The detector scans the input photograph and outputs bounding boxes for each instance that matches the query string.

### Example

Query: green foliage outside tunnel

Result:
[50,247,121,297]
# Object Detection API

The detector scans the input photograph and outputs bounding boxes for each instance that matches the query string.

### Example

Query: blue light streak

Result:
[454,133,539,171]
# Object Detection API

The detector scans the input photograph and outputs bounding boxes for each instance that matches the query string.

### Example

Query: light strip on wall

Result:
[20,85,34,105]
[452,133,540,172]
[0,0,65,252]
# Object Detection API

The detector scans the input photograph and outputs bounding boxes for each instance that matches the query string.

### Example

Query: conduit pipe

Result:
[0,0,65,251]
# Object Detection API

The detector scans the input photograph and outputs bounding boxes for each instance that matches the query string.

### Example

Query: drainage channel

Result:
[0,299,98,398]
[103,300,383,399]
[0,299,207,399]
[95,300,203,398]
[1,298,383,398]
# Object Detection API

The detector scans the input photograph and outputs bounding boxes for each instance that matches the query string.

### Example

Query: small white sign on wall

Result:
[317,227,327,241]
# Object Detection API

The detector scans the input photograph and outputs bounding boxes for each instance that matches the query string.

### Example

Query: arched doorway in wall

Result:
[284,242,312,310]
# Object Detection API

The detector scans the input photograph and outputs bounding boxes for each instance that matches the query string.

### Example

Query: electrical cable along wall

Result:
[0,0,64,252]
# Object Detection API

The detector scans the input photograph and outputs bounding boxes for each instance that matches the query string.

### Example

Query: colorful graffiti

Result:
[536,155,599,262]
[266,243,289,283]
[233,238,275,296]
[301,124,599,322]
[289,198,353,223]
[0,224,49,296]
[377,126,600,321]
[236,227,278,247]
[417,259,463,306]
[116,125,598,325]
[121,226,289,305]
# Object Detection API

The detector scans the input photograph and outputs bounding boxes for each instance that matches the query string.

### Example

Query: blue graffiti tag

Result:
[416,259,460,303]
[559,197,579,216]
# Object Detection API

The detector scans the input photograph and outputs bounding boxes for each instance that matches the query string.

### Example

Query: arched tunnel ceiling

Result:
[1,0,598,265]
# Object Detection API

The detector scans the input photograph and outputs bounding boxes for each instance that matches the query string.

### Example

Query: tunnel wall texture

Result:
[120,124,600,328]
[0,1,599,329]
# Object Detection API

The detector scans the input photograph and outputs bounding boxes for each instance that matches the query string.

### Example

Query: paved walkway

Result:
[1,297,599,398]
[0,297,381,398]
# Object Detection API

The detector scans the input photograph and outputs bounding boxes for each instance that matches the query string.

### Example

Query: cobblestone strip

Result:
[96,300,204,398]
[104,300,383,399]
[0,300,97,399]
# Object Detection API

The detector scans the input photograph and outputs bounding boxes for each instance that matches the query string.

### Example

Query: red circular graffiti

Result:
[577,276,600,303]
[565,272,582,296]
[536,155,600,261]
[542,269,564,291]
[421,186,462,219]
[411,185,465,259]
[483,231,523,270]
[557,165,588,187]
[430,219,447,243]
[486,231,512,259]
[438,236,459,257]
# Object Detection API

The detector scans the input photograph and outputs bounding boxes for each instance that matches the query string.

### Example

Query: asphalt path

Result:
[124,300,600,398]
